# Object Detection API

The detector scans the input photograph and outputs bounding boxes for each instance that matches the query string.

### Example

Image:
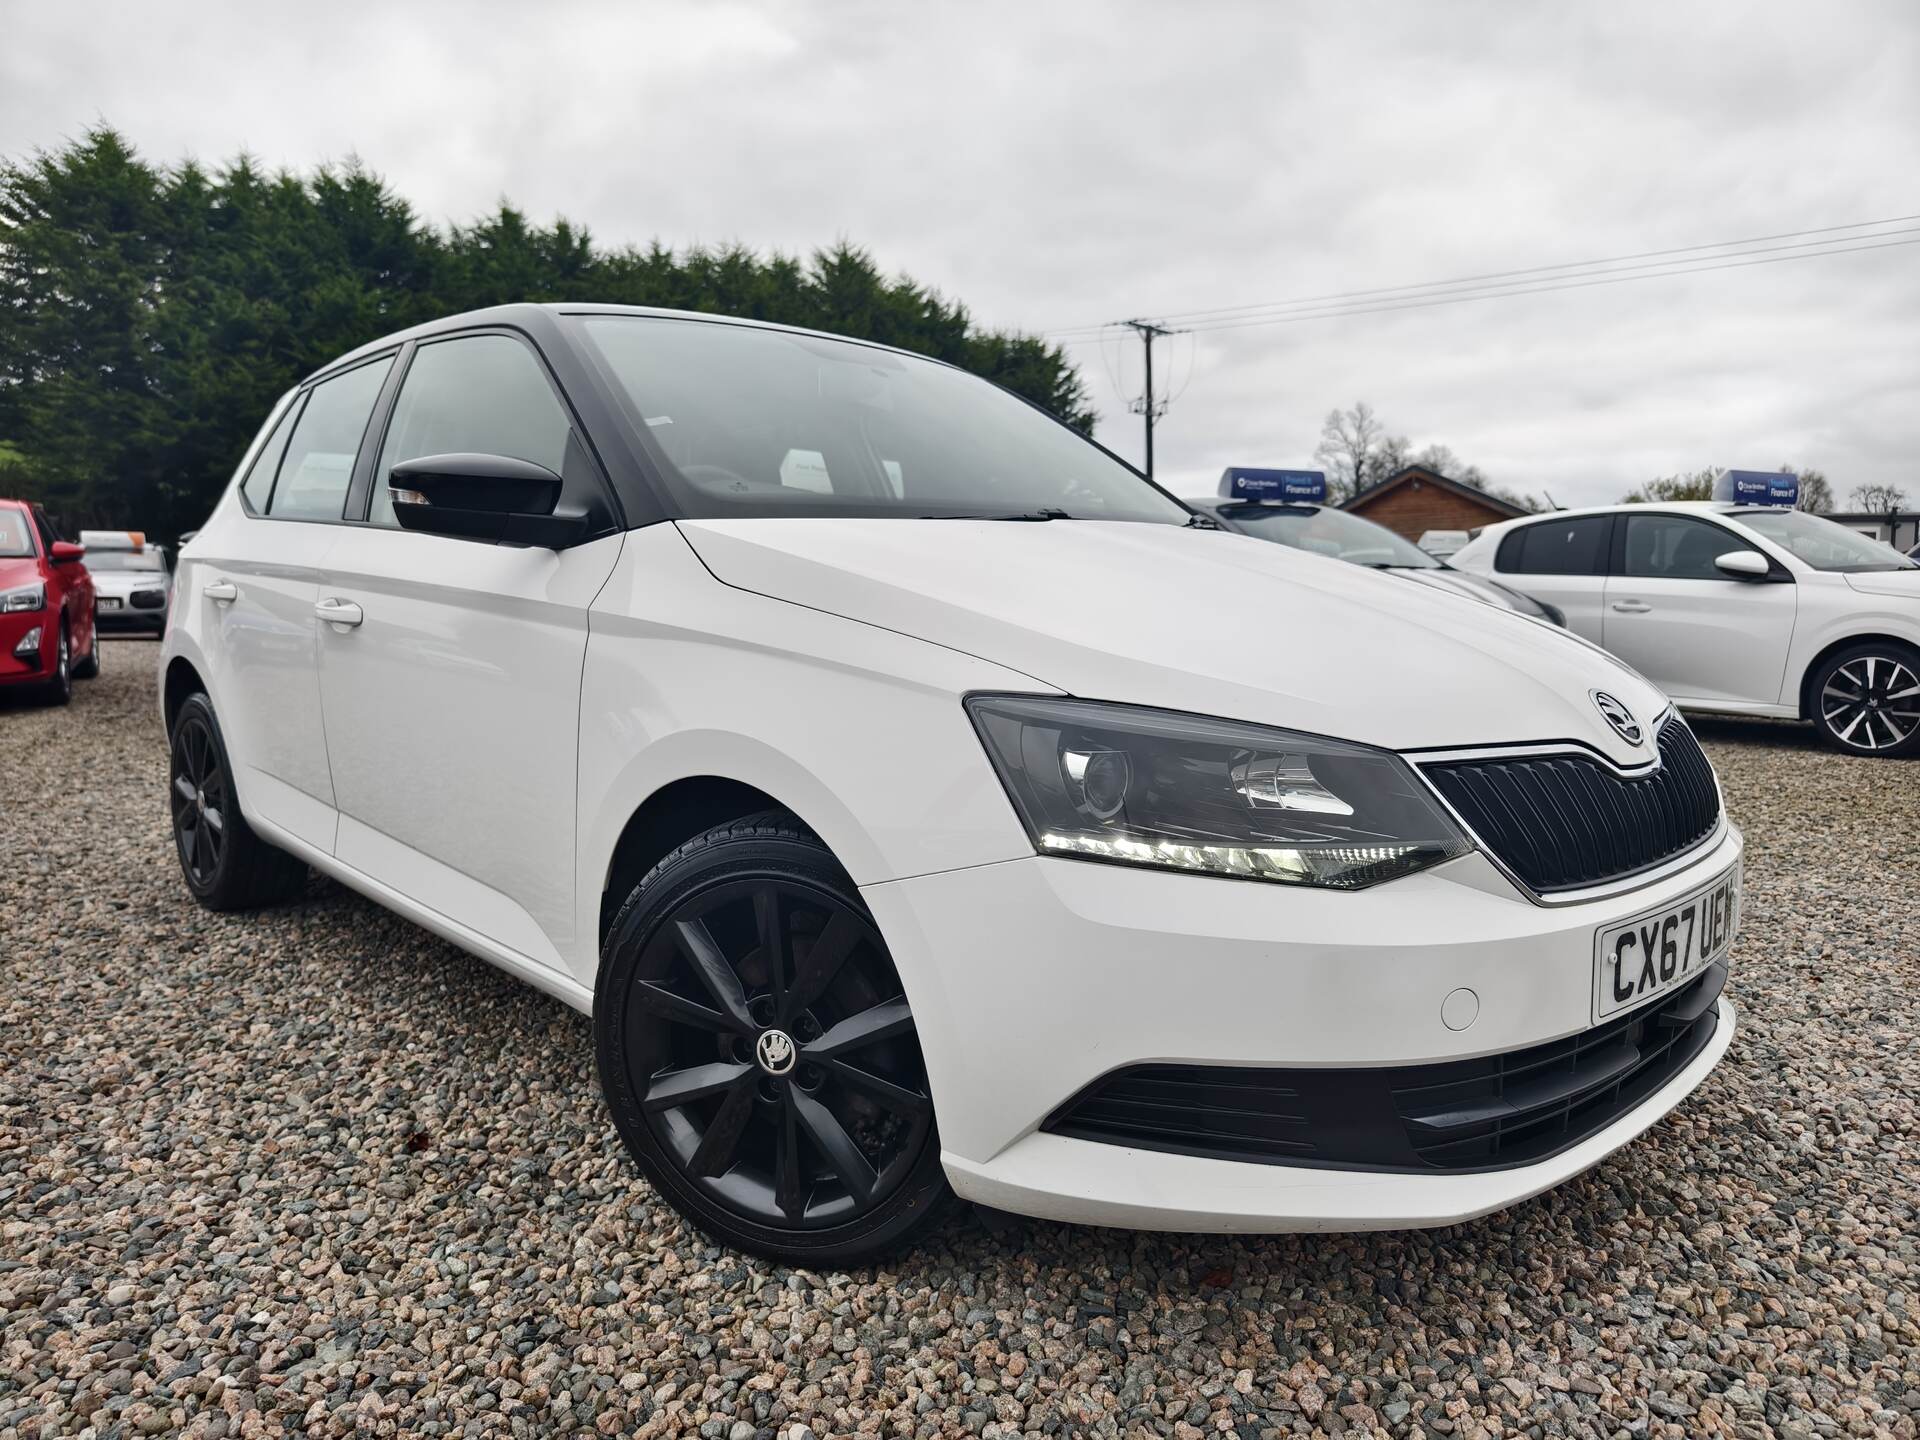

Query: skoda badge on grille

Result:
[1592,691,1642,745]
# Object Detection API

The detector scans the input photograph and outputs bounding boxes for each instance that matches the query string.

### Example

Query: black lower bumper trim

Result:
[1043,965,1724,1174]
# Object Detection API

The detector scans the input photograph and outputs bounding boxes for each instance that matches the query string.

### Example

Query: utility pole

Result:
[1118,319,1180,480]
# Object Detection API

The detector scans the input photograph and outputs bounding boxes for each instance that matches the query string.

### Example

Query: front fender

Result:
[571,523,1050,994]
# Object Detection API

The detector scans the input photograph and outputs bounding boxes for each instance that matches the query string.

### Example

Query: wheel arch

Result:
[163,655,208,736]
[1795,632,1920,720]
[597,775,806,944]
[585,728,905,961]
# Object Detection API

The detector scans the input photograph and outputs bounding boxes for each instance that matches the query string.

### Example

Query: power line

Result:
[1170,234,1920,335]
[1049,233,1920,344]
[1043,213,1920,340]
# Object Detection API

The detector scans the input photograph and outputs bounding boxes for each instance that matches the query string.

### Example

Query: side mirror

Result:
[388,453,589,547]
[48,541,86,565]
[1713,550,1771,580]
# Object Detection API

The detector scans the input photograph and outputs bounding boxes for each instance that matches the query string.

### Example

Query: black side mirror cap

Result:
[388,453,590,548]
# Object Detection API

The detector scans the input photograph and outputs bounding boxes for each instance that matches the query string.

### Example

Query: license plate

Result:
[98,597,122,609]
[1593,865,1739,1022]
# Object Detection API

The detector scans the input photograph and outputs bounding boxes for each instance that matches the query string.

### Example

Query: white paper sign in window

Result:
[780,449,834,493]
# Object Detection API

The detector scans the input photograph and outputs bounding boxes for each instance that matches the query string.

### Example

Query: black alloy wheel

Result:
[598,813,952,1263]
[171,706,230,888]
[167,692,309,909]
[1814,645,1920,757]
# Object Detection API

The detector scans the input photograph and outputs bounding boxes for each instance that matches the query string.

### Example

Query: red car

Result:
[1,498,99,704]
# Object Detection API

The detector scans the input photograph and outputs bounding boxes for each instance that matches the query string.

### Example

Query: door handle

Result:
[202,580,237,603]
[1611,600,1652,614]
[314,597,364,628]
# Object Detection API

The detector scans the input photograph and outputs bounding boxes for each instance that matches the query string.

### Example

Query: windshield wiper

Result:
[921,507,1074,521]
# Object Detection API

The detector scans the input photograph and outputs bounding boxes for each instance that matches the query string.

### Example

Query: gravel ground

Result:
[2,643,1916,1440]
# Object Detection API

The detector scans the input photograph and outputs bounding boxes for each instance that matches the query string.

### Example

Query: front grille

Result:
[1044,965,1723,1173]
[130,589,167,610]
[1421,718,1720,893]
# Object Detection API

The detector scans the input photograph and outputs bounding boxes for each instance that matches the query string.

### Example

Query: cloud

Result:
[4,0,1917,505]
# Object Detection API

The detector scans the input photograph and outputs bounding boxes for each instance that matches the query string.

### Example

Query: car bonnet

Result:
[676,517,1668,764]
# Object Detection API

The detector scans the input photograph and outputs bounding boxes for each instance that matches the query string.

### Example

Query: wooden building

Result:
[1342,466,1529,541]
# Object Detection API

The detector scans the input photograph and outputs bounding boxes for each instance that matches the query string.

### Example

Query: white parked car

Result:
[79,530,172,634]
[162,305,1741,1262]
[1418,528,1472,559]
[1450,489,1920,757]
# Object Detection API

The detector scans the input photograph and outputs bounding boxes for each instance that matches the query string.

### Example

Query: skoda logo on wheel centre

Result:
[755,1029,797,1075]
[1592,690,1643,745]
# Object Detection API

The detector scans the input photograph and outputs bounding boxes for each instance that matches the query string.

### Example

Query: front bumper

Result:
[0,607,50,684]
[861,823,1742,1231]
[94,605,167,633]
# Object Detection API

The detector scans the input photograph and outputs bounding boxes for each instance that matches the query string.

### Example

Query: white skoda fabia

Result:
[162,306,1741,1262]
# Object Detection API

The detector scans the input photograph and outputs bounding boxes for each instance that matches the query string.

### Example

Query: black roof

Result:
[307,302,950,388]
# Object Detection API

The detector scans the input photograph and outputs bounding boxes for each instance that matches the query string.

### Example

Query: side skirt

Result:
[249,812,596,1016]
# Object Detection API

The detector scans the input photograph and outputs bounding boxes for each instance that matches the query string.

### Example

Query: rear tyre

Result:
[168,692,310,909]
[40,622,72,705]
[596,811,955,1265]
[72,622,99,679]
[1810,643,1920,758]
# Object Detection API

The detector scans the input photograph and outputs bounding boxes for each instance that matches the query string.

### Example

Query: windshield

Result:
[1215,503,1441,568]
[85,549,166,572]
[1738,510,1918,573]
[578,316,1189,524]
[0,508,33,558]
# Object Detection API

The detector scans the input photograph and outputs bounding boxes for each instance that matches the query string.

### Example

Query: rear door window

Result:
[1496,516,1612,575]
[267,358,394,521]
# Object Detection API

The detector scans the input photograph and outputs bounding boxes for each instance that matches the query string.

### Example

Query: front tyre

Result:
[1811,643,1920,758]
[168,692,310,909]
[597,812,954,1265]
[40,621,72,705]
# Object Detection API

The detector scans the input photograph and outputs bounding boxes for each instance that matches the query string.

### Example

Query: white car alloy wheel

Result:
[1814,645,1920,757]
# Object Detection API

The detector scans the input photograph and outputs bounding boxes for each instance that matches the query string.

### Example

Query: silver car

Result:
[1184,498,1565,625]
[79,531,172,634]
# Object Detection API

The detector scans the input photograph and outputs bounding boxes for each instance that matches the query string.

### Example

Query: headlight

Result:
[1,583,45,613]
[966,695,1473,889]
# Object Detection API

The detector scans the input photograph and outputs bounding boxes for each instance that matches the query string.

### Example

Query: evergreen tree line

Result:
[0,128,1092,542]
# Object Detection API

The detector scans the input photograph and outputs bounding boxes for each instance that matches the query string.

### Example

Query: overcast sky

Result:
[4,0,1918,506]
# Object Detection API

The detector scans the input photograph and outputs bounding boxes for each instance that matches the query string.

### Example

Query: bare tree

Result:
[1373,433,1412,484]
[1850,482,1909,514]
[1409,443,1488,487]
[1313,401,1501,501]
[1313,402,1384,501]
[1624,469,1718,503]
[1786,466,1833,513]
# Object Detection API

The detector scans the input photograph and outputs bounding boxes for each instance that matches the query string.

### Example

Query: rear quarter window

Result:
[1496,516,1612,575]
[240,399,304,515]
